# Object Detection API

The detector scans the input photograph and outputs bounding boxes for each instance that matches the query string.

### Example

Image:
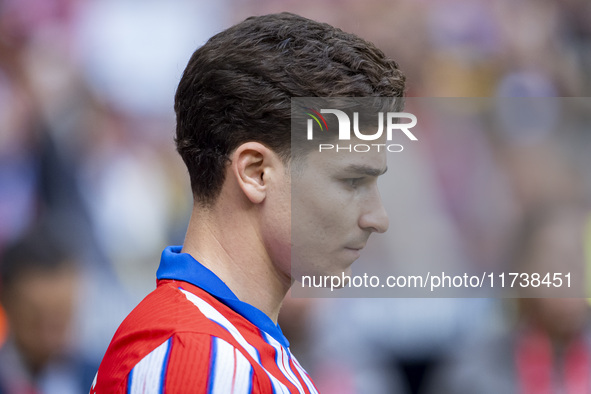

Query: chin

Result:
[324,257,355,278]
[295,242,363,270]
[339,264,354,277]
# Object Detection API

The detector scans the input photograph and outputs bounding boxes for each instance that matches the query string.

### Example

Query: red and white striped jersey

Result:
[91,246,318,393]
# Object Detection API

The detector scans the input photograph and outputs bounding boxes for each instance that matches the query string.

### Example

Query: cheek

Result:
[261,190,293,275]
[294,189,353,243]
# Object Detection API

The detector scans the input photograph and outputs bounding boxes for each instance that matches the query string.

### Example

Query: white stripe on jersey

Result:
[263,333,307,394]
[128,338,172,394]
[210,337,253,394]
[290,353,319,394]
[179,288,292,394]
[179,289,260,362]
[90,372,97,393]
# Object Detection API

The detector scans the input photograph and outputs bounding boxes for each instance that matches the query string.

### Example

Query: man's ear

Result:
[230,142,279,204]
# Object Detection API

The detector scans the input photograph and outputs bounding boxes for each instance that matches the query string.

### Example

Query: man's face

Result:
[4,267,77,372]
[290,141,389,279]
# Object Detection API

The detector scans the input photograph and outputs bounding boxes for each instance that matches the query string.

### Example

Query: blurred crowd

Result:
[1,0,591,392]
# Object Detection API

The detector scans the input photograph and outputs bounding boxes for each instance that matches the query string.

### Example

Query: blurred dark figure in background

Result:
[425,203,591,394]
[0,224,96,394]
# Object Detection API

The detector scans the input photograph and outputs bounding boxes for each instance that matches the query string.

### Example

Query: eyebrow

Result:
[343,164,388,177]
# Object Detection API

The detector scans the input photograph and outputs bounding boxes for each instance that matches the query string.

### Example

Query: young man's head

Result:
[0,224,78,375]
[175,12,405,207]
[175,13,405,280]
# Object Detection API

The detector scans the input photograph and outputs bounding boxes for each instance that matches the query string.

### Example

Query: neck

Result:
[182,202,290,323]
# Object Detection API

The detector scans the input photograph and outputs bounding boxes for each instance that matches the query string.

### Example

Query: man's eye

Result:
[345,178,363,188]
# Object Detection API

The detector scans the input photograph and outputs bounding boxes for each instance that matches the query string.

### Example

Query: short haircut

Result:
[174,12,406,206]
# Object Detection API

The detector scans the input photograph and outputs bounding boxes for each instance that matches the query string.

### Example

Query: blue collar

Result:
[156,245,290,348]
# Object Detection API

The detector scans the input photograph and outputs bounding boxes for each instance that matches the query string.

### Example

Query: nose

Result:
[358,188,389,234]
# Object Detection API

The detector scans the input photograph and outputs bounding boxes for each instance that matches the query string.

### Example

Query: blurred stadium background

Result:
[1,0,591,392]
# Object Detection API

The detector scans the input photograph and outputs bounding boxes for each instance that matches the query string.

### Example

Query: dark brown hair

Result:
[0,222,72,299]
[175,12,405,205]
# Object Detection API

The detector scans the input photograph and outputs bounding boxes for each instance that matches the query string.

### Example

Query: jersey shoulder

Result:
[92,280,318,394]
[93,280,268,393]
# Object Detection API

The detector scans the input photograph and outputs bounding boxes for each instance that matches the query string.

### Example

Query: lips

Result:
[345,243,366,251]
[344,245,365,257]
[345,248,361,253]
[344,247,362,261]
